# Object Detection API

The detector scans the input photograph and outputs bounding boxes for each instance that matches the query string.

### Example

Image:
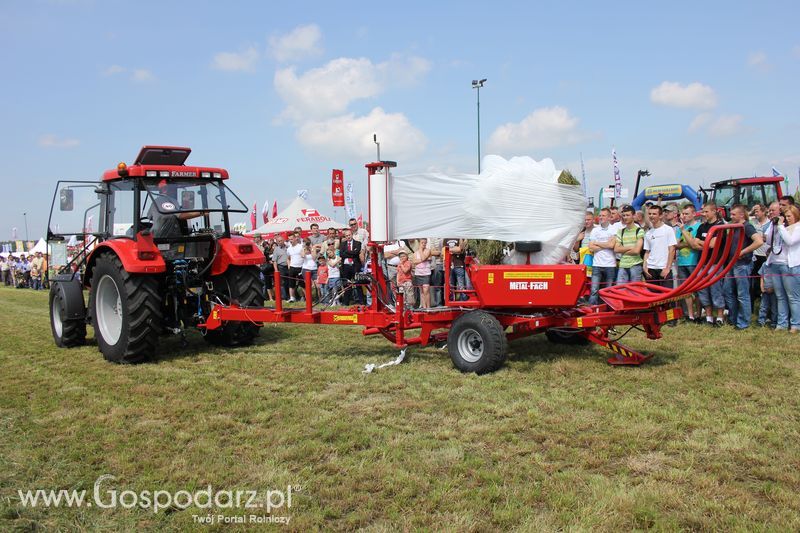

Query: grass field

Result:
[1,286,799,531]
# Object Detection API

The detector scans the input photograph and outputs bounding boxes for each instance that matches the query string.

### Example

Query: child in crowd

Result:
[397,251,415,308]
[325,250,342,305]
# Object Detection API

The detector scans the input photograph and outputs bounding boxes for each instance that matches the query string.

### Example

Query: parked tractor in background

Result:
[47,146,265,363]
[701,176,784,219]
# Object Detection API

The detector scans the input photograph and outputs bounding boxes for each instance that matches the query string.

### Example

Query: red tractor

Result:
[47,146,265,363]
[702,176,784,219]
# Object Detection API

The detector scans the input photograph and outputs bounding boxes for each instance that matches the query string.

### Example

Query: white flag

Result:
[345,183,356,219]
[612,148,622,201]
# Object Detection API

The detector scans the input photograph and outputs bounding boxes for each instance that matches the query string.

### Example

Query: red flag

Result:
[250,202,257,230]
[332,169,345,207]
[262,199,269,224]
[357,213,363,228]
[272,200,278,218]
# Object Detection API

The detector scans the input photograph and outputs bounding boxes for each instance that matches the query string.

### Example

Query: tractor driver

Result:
[148,179,203,238]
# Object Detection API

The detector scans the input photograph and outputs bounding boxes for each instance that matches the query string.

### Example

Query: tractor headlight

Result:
[146,170,158,177]
[213,172,222,178]
[201,172,211,178]
[159,171,169,178]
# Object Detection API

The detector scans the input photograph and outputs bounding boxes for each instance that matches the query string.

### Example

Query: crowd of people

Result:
[0,251,47,290]
[577,195,800,332]
[252,219,470,309]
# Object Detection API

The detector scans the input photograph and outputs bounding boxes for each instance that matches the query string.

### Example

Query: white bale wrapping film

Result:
[388,155,586,264]
[368,168,389,242]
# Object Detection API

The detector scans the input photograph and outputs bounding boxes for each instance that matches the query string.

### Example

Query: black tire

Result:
[205,266,264,347]
[49,284,86,348]
[545,328,589,345]
[447,311,507,374]
[89,253,162,363]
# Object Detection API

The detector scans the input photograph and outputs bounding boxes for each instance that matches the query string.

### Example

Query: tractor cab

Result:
[702,176,784,220]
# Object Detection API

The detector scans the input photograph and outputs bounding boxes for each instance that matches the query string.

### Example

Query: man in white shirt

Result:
[643,205,677,288]
[588,208,618,305]
[286,234,304,302]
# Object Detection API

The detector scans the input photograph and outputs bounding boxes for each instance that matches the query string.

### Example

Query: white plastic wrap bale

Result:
[387,155,586,264]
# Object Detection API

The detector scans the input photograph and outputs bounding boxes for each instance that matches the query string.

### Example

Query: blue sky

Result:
[2,0,799,239]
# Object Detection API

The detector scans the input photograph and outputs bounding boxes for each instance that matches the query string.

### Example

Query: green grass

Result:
[1,286,799,530]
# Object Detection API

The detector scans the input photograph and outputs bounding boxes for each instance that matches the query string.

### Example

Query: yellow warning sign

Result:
[503,271,554,280]
[333,314,358,324]
[488,273,494,284]
[565,274,572,286]
[576,317,583,327]
[666,309,675,321]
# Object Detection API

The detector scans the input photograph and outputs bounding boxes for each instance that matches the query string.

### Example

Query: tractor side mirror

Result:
[139,216,153,231]
[59,189,74,211]
[181,191,196,210]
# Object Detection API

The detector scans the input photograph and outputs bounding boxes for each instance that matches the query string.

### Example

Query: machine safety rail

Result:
[597,224,744,311]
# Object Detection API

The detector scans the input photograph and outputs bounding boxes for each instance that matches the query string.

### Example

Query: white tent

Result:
[247,197,347,236]
[31,238,47,254]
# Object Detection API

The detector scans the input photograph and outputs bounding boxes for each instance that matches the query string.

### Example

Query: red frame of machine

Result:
[202,205,744,366]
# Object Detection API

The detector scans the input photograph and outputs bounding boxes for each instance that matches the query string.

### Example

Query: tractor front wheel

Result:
[89,253,162,363]
[205,266,264,347]
[447,311,507,374]
[49,282,86,348]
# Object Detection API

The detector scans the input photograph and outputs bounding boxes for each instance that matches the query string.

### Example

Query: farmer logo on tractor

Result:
[170,171,197,178]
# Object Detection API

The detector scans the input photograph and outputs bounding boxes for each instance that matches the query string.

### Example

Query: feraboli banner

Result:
[332,169,345,207]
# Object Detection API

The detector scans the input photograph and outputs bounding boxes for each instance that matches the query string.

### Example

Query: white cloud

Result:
[103,65,155,82]
[747,51,770,71]
[650,81,717,110]
[707,114,744,137]
[274,54,430,121]
[212,46,259,72]
[39,134,79,148]
[104,65,125,76]
[268,24,322,62]
[688,112,713,132]
[131,69,155,82]
[688,112,744,137]
[487,106,590,153]
[296,107,426,160]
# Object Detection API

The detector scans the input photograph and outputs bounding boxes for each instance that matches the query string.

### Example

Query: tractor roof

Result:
[102,145,230,182]
[710,176,783,187]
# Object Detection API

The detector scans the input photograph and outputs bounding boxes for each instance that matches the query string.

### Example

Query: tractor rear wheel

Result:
[205,266,264,347]
[447,311,507,374]
[49,283,86,348]
[89,253,162,363]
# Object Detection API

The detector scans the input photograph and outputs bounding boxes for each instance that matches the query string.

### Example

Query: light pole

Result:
[23,212,29,242]
[472,78,486,173]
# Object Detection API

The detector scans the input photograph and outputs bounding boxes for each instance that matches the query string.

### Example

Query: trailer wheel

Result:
[49,283,86,348]
[545,328,589,345]
[89,253,162,363]
[205,266,264,347]
[447,311,507,374]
